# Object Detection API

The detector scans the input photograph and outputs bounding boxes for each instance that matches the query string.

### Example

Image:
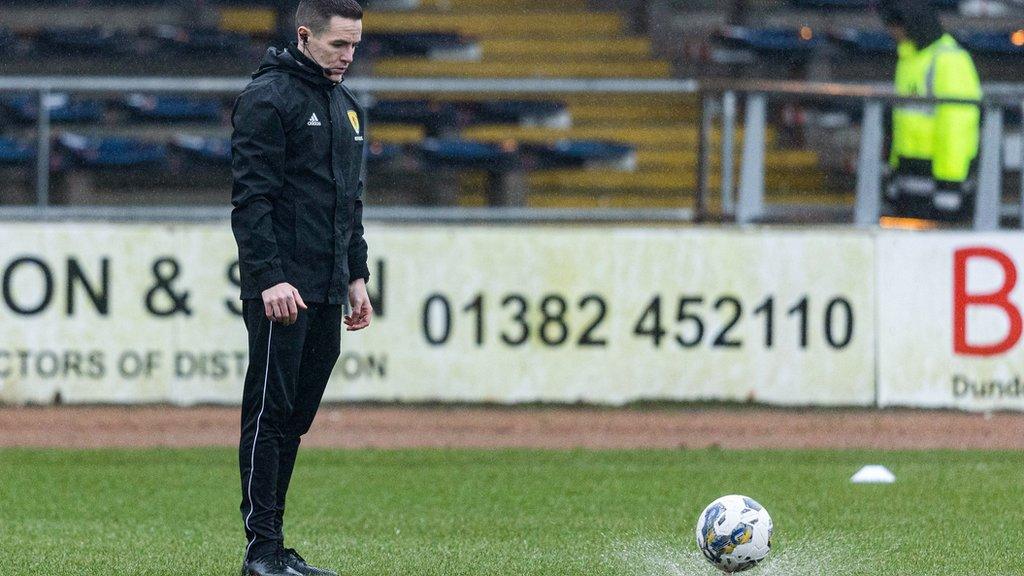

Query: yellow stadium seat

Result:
[373,59,672,79]
[368,124,426,144]
[462,125,772,150]
[480,38,651,60]
[220,8,276,34]
[362,12,622,37]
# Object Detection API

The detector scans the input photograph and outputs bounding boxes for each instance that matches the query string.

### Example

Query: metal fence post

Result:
[721,90,737,217]
[736,93,766,224]
[853,100,884,226]
[1019,100,1024,229]
[35,89,52,207]
[974,104,1004,231]
[696,93,714,221]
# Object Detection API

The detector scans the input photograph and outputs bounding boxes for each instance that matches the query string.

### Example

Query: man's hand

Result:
[262,282,307,325]
[345,278,373,331]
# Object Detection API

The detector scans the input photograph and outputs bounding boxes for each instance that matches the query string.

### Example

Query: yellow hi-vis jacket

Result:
[890,34,982,183]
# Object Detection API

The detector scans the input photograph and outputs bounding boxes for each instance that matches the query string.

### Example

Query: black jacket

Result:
[231,44,369,304]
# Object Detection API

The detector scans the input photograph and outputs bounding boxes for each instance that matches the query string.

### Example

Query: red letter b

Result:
[954,247,1022,356]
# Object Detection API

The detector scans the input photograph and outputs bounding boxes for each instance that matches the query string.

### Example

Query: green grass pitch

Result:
[1,448,1020,575]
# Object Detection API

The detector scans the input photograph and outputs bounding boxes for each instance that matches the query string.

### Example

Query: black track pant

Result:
[239,299,342,562]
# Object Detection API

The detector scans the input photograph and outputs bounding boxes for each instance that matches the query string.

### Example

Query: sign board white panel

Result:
[0,223,876,406]
[877,232,1024,410]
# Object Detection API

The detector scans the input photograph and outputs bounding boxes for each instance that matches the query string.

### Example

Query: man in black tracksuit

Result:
[231,2,371,575]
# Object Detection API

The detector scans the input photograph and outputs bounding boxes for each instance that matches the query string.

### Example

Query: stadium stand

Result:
[1,0,1021,209]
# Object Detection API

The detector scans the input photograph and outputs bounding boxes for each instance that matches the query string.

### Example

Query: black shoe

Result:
[282,548,338,576]
[242,551,303,576]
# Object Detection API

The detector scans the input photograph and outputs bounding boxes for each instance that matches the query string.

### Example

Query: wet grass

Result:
[0,448,1019,575]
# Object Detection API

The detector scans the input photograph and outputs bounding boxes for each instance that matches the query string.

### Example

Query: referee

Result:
[230,1,371,575]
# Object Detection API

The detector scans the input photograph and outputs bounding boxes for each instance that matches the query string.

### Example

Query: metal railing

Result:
[695,79,1024,230]
[1,75,1023,228]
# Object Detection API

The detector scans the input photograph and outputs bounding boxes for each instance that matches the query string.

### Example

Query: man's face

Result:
[299,16,362,82]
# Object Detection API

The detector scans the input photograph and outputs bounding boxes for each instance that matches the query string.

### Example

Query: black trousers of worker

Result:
[239,299,343,562]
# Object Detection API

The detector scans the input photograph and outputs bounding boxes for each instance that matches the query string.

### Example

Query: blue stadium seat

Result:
[0,137,34,165]
[471,101,569,127]
[124,94,224,122]
[145,25,251,55]
[957,31,1024,56]
[417,138,517,170]
[2,94,105,123]
[37,27,132,55]
[362,32,477,58]
[170,134,403,167]
[367,141,403,165]
[831,29,896,53]
[170,135,231,165]
[369,100,458,130]
[718,26,824,54]
[523,140,636,170]
[58,133,167,168]
[789,0,958,8]
[0,27,15,53]
[789,0,870,9]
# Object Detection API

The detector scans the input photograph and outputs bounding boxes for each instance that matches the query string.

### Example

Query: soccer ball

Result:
[695,495,773,573]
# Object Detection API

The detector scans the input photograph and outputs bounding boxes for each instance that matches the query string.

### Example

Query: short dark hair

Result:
[296,0,363,35]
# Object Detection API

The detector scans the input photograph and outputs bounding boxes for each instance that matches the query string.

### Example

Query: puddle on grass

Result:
[604,534,880,576]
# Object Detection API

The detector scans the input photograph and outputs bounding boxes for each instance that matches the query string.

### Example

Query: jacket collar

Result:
[253,44,338,89]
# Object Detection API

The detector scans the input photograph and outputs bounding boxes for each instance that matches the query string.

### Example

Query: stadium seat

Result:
[522,140,636,171]
[369,124,427,144]
[369,99,569,130]
[789,0,958,8]
[37,27,133,55]
[369,100,459,133]
[957,30,1024,55]
[144,25,252,55]
[717,26,825,54]
[830,29,896,53]
[0,137,34,166]
[471,101,569,127]
[480,38,650,60]
[461,124,764,149]
[362,0,422,9]
[123,94,224,122]
[2,94,105,123]
[367,141,403,165]
[362,12,622,37]
[374,59,671,78]
[170,135,231,166]
[788,0,871,9]
[58,133,167,168]
[361,32,479,59]
[170,133,403,168]
[0,27,14,53]
[417,138,517,170]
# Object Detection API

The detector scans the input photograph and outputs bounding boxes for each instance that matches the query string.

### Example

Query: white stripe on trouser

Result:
[244,321,274,560]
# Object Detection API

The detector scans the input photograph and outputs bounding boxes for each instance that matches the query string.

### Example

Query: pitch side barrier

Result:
[0,221,1022,412]
[1,76,1023,228]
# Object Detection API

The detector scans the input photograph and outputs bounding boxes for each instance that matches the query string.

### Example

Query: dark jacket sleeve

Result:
[231,86,287,293]
[347,116,370,284]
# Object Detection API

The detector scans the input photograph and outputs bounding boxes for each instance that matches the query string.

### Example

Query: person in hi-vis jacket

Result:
[879,0,982,222]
